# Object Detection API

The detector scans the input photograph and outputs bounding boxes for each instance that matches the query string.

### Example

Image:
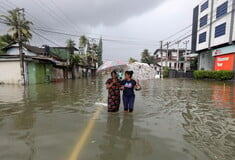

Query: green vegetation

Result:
[129,57,138,63]
[66,38,76,54]
[97,37,103,66]
[1,8,33,42]
[79,35,88,48]
[194,70,234,80]
[70,54,82,64]
[141,49,155,65]
[0,34,14,54]
[163,67,169,78]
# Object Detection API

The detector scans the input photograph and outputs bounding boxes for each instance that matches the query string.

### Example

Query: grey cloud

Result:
[13,0,165,27]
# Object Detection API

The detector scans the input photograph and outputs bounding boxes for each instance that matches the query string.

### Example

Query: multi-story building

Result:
[192,0,235,71]
[153,49,192,71]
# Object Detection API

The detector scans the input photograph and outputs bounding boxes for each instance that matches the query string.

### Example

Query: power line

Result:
[169,34,192,48]
[31,30,62,46]
[32,27,160,46]
[162,25,192,41]
[161,2,234,44]
[49,0,83,33]
[1,1,161,43]
[31,0,69,30]
[0,0,50,30]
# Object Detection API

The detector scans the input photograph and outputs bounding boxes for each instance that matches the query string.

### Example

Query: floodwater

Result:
[0,77,235,160]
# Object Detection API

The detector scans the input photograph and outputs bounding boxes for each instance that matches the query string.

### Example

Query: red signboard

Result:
[214,54,234,71]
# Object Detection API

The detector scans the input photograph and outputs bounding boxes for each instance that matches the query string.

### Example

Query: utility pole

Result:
[183,40,189,72]
[160,41,163,78]
[17,8,25,85]
[166,42,171,68]
[175,40,181,71]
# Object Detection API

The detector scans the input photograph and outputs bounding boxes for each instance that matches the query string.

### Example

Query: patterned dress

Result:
[106,78,121,112]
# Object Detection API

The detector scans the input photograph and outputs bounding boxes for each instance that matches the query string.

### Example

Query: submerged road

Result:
[0,77,235,160]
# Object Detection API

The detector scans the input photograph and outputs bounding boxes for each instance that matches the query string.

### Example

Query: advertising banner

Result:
[214,54,234,71]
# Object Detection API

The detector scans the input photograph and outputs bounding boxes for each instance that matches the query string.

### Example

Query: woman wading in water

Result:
[106,71,121,112]
[121,71,141,113]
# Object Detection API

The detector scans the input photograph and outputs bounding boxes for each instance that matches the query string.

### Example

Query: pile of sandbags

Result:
[125,62,156,80]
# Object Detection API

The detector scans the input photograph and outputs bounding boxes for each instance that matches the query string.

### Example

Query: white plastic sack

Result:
[124,62,156,80]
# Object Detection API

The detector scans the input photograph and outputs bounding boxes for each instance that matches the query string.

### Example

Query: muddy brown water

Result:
[0,77,234,160]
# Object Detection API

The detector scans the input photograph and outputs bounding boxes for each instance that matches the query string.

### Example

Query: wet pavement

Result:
[0,77,235,160]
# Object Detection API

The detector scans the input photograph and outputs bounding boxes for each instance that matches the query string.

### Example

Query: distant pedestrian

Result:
[121,71,141,112]
[118,70,123,80]
[106,70,121,112]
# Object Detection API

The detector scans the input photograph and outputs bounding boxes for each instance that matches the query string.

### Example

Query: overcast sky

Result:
[0,0,201,61]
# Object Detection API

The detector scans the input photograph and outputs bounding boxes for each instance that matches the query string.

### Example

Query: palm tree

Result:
[141,49,150,63]
[66,38,76,54]
[66,38,77,79]
[97,37,103,66]
[91,43,98,54]
[79,35,88,48]
[1,8,33,85]
[1,8,33,42]
[141,49,155,65]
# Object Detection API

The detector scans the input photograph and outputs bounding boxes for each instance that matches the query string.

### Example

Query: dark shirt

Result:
[121,79,136,96]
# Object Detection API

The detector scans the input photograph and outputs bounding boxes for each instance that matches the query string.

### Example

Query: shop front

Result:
[212,45,235,71]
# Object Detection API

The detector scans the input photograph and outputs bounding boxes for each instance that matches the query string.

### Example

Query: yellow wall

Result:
[0,61,22,84]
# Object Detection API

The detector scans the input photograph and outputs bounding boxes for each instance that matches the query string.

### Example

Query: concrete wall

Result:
[52,67,64,82]
[0,61,22,84]
[198,51,214,70]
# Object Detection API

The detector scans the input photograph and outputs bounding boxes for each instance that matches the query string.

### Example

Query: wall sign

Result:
[214,54,234,71]
[212,45,235,56]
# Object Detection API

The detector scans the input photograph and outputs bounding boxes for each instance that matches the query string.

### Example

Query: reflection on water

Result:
[182,82,235,160]
[0,77,105,160]
[0,78,235,160]
[99,114,134,160]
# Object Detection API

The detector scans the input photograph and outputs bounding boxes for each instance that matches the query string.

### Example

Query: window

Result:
[216,1,228,19]
[201,0,208,12]
[199,32,207,43]
[215,23,226,38]
[200,14,208,27]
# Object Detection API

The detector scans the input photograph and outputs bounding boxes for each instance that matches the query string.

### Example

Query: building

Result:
[153,49,192,71]
[0,44,98,84]
[0,44,67,84]
[192,0,235,71]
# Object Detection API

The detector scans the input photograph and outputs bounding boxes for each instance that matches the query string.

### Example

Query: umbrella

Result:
[97,60,127,72]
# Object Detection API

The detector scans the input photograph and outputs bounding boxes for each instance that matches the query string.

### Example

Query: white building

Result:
[192,0,235,71]
[153,49,191,71]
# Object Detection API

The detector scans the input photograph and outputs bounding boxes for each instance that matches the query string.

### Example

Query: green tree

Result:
[129,57,138,63]
[141,49,155,65]
[87,52,98,67]
[97,37,103,66]
[70,54,82,65]
[1,8,33,84]
[141,49,150,63]
[1,8,33,42]
[0,34,15,54]
[66,38,76,54]
[67,38,77,79]
[91,43,98,54]
[79,35,88,48]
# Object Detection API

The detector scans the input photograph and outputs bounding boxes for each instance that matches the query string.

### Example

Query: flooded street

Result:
[0,77,235,160]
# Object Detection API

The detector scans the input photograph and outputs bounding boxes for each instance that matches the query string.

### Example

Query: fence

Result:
[169,70,194,78]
